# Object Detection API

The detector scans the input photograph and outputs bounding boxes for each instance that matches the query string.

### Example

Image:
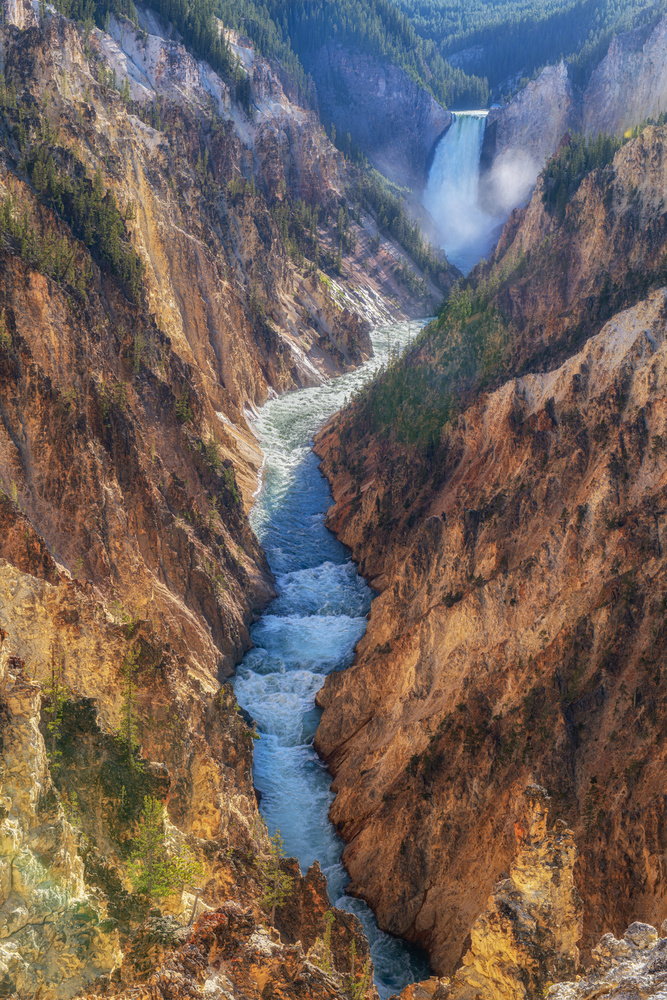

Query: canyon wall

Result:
[308,43,451,188]
[315,126,667,976]
[583,16,667,138]
[481,61,575,212]
[0,0,433,993]
[481,13,667,215]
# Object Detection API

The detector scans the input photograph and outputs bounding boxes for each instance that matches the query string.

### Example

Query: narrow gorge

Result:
[4,0,667,998]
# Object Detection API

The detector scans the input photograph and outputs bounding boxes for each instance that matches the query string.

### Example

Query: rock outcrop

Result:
[550,921,667,1000]
[78,903,380,1000]
[449,785,581,1000]
[307,43,451,188]
[0,640,122,997]
[314,125,667,977]
[399,786,582,1000]
[583,15,667,138]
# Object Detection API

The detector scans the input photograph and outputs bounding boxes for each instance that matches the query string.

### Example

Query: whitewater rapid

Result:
[232,321,429,998]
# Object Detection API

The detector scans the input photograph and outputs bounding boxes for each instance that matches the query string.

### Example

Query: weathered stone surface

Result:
[449,785,581,1000]
[308,43,451,188]
[78,904,381,1000]
[482,61,575,212]
[549,922,667,1000]
[0,642,122,999]
[584,15,667,138]
[275,860,372,978]
[314,132,667,972]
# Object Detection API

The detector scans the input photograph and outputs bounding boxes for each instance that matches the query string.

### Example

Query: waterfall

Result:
[423,111,502,274]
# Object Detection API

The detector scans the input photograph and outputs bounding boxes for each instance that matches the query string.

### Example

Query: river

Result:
[232,319,430,998]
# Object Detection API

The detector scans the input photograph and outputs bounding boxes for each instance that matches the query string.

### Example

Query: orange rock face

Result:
[313,129,667,977]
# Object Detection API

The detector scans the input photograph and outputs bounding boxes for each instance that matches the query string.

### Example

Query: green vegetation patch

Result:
[393,0,667,97]
[0,81,144,302]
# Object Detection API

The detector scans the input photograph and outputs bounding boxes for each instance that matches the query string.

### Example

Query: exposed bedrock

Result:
[314,164,667,974]
[482,13,667,211]
[307,43,451,189]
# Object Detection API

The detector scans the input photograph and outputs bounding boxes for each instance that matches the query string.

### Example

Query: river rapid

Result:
[232,320,430,998]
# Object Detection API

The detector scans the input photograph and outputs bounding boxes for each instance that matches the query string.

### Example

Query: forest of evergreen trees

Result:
[395,0,667,97]
[49,0,665,111]
[225,0,489,107]
[51,0,490,108]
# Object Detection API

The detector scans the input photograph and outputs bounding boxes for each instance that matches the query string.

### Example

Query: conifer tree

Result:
[128,796,204,901]
[259,829,293,923]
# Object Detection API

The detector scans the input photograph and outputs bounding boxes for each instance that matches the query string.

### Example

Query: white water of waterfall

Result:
[423,111,504,274]
[232,320,430,999]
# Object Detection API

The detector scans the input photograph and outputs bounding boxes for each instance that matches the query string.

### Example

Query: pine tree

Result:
[259,829,293,923]
[119,645,140,763]
[43,653,69,770]
[128,796,204,901]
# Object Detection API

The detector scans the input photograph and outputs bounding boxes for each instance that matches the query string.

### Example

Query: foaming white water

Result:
[424,110,503,274]
[232,320,430,997]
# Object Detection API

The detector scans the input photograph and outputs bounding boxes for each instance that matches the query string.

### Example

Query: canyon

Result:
[314,122,667,979]
[0,0,451,994]
[4,0,667,997]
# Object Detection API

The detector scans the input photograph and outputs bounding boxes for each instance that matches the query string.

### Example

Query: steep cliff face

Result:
[314,127,667,977]
[484,124,667,378]
[306,43,451,189]
[481,62,575,214]
[0,1,423,994]
[0,640,122,997]
[450,786,581,1000]
[583,15,667,138]
[403,786,582,1000]
[4,8,376,423]
[483,11,667,201]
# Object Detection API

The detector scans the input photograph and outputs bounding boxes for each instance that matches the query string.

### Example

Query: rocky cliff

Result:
[583,15,667,138]
[314,125,667,977]
[306,43,451,189]
[0,0,434,993]
[549,920,667,1000]
[481,62,575,215]
[482,11,667,207]
[400,786,582,1000]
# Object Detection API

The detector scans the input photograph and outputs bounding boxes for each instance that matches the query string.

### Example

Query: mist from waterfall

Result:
[423,110,541,274]
[423,111,502,274]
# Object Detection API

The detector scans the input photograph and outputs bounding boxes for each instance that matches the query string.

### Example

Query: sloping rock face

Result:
[482,14,667,213]
[307,43,451,188]
[78,903,380,1000]
[3,8,373,430]
[313,130,667,978]
[0,642,122,997]
[0,2,399,996]
[583,16,667,138]
[482,62,575,212]
[486,124,667,375]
